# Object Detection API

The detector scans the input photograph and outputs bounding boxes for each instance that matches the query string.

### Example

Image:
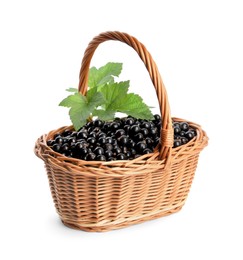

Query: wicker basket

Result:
[34,31,208,232]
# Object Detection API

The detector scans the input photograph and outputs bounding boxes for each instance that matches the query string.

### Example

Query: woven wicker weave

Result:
[34,31,208,232]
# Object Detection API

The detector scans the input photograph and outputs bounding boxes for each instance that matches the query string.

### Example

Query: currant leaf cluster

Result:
[59,62,153,130]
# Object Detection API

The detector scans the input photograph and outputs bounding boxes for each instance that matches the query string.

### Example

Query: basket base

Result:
[60,204,184,232]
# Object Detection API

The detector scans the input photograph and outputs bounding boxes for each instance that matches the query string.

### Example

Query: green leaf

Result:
[93,109,115,121]
[86,87,105,108]
[115,93,154,120]
[100,81,130,109]
[59,93,86,107]
[59,93,92,130]
[66,87,78,93]
[69,105,90,130]
[88,62,122,88]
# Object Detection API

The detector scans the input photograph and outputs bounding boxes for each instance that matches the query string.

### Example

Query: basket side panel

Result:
[45,162,59,213]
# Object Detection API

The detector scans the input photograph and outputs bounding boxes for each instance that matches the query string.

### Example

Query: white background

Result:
[0,0,242,259]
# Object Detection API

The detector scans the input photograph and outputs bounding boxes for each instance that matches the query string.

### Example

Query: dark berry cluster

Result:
[47,115,196,161]
[173,121,196,148]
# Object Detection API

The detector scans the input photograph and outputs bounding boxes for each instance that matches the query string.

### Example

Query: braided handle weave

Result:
[78,31,173,161]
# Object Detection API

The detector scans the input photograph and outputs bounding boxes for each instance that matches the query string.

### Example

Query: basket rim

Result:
[34,117,208,177]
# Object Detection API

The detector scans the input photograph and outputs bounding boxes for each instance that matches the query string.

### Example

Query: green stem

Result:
[87,115,93,122]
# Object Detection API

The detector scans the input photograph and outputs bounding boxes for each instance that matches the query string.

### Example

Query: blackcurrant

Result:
[117,153,126,160]
[113,147,122,155]
[186,131,195,140]
[61,143,69,152]
[55,136,63,144]
[87,137,96,144]
[94,119,103,127]
[111,122,119,131]
[130,125,140,134]
[52,144,61,152]
[181,137,188,144]
[47,140,54,146]
[85,153,96,161]
[105,137,112,144]
[96,155,106,161]
[105,150,113,158]
[173,139,181,148]
[115,129,126,138]
[145,137,154,147]
[94,147,104,155]
[174,126,181,135]
[98,137,106,145]
[140,128,149,136]
[143,148,153,154]
[180,122,189,131]
[134,133,144,142]
[125,118,134,125]
[77,131,88,139]
[118,135,129,145]
[136,142,147,152]
[153,114,161,121]
[149,127,158,136]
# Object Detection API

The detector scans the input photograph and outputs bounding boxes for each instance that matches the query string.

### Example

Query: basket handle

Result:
[78,31,173,162]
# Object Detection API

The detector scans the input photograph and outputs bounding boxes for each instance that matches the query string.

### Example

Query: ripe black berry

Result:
[136,142,147,152]
[118,135,129,145]
[181,137,188,144]
[174,126,181,135]
[130,148,136,155]
[105,150,113,158]
[85,152,96,161]
[125,151,132,158]
[111,122,119,131]
[98,137,106,145]
[140,128,149,136]
[52,144,61,152]
[143,148,153,154]
[94,119,103,127]
[55,136,63,144]
[134,133,144,142]
[180,122,189,131]
[130,125,140,134]
[61,143,69,152]
[125,118,134,125]
[88,132,96,138]
[94,147,104,155]
[79,147,88,156]
[128,139,136,148]
[173,139,181,148]
[149,127,158,136]
[115,129,126,138]
[87,137,96,144]
[117,153,126,160]
[145,137,153,147]
[77,131,88,139]
[47,140,54,146]
[186,130,195,140]
[98,132,106,138]
[113,147,122,155]
[96,155,106,161]
[106,137,113,144]
[180,131,186,137]
[153,114,161,121]
[173,122,180,129]
[62,129,72,137]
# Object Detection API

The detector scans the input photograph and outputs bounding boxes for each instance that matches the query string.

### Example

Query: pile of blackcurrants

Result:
[47,115,197,161]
